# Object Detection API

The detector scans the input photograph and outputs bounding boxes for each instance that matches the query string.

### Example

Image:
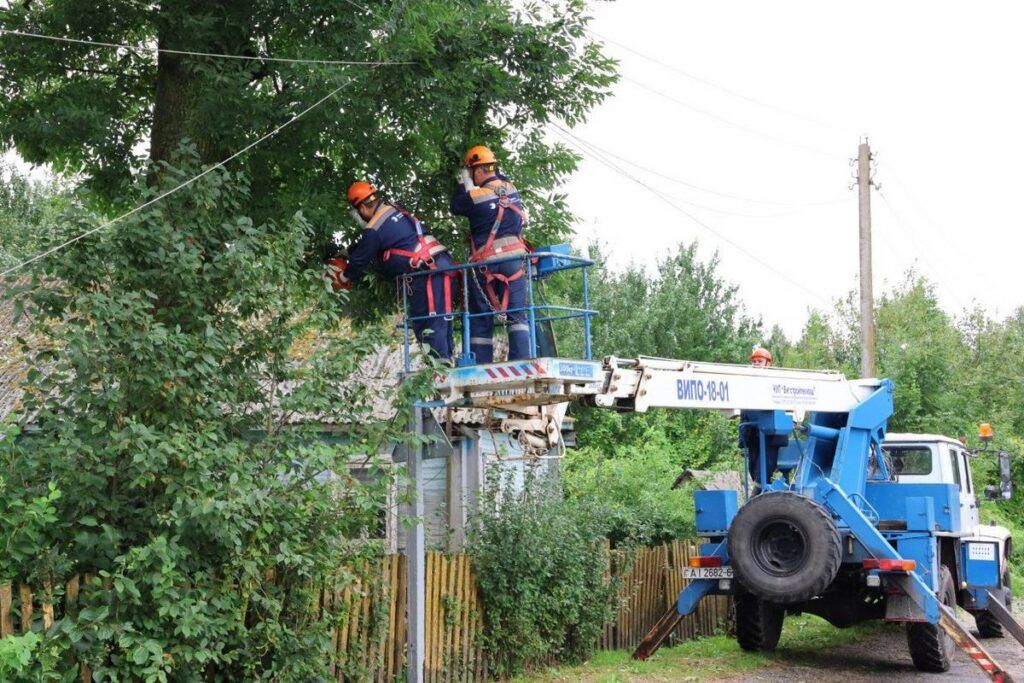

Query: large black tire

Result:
[734,593,785,652]
[728,491,842,603]
[976,568,1012,638]
[907,566,956,673]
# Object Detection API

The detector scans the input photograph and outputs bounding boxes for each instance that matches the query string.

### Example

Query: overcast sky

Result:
[560,0,1023,338]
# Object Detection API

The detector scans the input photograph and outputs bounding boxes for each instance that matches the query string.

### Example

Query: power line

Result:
[560,127,849,209]
[0,28,413,66]
[552,124,829,305]
[591,30,855,137]
[1,78,357,278]
[874,187,974,312]
[883,163,1001,297]
[621,74,845,160]
[561,132,792,218]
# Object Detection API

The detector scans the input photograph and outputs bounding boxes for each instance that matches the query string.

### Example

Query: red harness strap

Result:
[469,180,528,263]
[385,206,455,317]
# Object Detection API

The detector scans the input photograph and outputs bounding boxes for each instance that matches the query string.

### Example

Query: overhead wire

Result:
[560,128,850,209]
[552,123,829,306]
[1,77,359,277]
[620,74,845,160]
[590,30,856,137]
[0,28,413,66]
[874,187,974,312]
[562,132,809,219]
[883,163,1002,297]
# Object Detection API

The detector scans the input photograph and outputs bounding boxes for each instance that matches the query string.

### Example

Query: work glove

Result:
[459,168,475,191]
[325,257,353,291]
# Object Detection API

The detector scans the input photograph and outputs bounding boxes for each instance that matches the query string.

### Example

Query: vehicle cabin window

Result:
[948,449,962,489]
[961,451,973,494]
[887,446,933,476]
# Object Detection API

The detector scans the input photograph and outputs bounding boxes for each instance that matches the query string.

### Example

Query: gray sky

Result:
[561,0,1023,337]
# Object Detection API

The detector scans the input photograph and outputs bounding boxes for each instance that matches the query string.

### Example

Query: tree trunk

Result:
[148,23,225,173]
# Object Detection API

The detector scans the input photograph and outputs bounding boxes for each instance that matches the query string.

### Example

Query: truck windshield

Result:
[885,446,933,475]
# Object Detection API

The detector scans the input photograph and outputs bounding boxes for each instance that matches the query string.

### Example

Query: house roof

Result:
[0,282,36,421]
[672,468,743,492]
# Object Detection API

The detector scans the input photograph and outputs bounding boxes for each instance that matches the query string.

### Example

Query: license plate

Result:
[681,566,734,580]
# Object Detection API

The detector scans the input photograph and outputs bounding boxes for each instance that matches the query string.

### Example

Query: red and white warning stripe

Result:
[484,361,547,380]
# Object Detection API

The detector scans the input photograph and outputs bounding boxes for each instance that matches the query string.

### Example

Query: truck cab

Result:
[882,433,980,531]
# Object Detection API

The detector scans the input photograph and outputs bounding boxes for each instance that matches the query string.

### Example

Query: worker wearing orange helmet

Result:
[749,347,773,368]
[450,145,530,363]
[327,181,456,360]
[741,346,783,491]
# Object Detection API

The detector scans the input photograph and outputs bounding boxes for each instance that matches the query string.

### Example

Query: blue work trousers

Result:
[408,255,455,361]
[468,260,530,363]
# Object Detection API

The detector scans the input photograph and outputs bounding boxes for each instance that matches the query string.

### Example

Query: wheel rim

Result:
[751,518,808,577]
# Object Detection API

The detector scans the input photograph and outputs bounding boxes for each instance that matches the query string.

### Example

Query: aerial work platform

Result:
[433,356,604,409]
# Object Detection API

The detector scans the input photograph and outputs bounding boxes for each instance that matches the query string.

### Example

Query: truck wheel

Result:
[976,568,1011,638]
[907,566,955,672]
[728,491,842,603]
[734,592,785,651]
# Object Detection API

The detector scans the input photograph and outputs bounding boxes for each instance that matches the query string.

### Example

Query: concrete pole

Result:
[857,141,877,378]
[407,406,425,683]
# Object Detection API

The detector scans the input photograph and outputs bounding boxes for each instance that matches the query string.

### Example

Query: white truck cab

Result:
[883,433,980,531]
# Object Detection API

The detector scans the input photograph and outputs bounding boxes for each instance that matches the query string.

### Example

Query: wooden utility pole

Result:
[857,140,877,378]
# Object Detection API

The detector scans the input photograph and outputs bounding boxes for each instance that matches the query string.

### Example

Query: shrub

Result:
[468,467,617,677]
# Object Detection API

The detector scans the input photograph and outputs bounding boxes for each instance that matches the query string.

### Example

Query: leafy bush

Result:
[468,468,617,677]
[3,155,423,681]
[566,410,739,546]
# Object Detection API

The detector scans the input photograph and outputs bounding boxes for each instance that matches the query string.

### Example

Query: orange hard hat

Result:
[749,347,773,363]
[463,145,497,168]
[346,181,377,207]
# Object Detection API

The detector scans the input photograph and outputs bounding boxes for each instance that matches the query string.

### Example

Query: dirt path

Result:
[739,611,1024,682]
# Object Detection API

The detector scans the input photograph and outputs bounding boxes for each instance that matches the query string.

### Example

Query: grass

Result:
[513,614,884,683]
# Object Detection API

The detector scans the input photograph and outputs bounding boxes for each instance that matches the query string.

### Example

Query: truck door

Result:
[956,447,980,530]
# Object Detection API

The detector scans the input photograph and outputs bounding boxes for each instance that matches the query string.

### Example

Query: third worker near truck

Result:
[450,145,530,364]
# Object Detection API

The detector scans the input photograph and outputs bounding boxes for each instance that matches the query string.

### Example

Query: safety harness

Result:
[374,203,455,318]
[467,179,530,312]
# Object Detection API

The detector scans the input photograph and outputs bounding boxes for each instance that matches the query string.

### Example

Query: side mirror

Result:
[998,450,1013,499]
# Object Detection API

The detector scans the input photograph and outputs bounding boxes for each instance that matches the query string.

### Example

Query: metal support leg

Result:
[407,406,425,683]
[984,591,1024,649]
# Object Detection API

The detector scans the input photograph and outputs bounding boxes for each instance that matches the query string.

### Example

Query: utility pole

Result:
[856,140,877,378]
[407,406,425,683]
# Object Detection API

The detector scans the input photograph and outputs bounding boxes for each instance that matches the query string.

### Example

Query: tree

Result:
[562,243,759,543]
[0,2,617,678]
[0,1,616,262]
[0,162,70,270]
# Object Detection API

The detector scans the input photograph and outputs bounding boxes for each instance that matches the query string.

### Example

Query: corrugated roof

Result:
[0,281,37,421]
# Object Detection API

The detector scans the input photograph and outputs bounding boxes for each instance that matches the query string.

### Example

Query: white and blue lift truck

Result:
[423,271,1024,682]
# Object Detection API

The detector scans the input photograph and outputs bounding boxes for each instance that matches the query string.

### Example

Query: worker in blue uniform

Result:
[449,145,530,364]
[329,181,455,360]
[739,347,787,491]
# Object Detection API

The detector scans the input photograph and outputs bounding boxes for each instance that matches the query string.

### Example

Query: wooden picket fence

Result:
[601,540,732,651]
[1,541,731,681]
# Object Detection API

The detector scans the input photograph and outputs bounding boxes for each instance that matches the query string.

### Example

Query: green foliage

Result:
[563,447,698,546]
[575,242,761,361]
[0,163,70,271]
[469,468,618,677]
[3,156,429,680]
[554,243,756,545]
[0,0,616,273]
